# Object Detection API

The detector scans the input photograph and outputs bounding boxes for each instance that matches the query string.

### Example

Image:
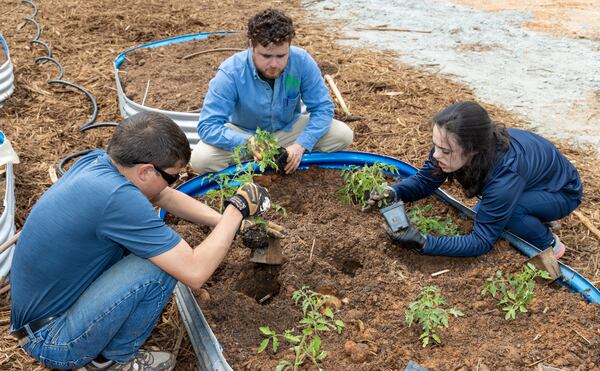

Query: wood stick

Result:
[573,329,592,345]
[355,27,432,33]
[324,74,351,116]
[431,269,450,277]
[309,238,316,261]
[526,356,550,367]
[141,80,150,106]
[0,231,20,255]
[573,211,600,241]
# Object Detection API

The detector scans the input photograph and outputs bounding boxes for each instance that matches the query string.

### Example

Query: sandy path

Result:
[452,0,600,41]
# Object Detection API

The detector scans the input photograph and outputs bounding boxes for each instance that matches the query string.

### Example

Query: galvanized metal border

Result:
[0,163,17,280]
[113,32,237,146]
[0,34,15,107]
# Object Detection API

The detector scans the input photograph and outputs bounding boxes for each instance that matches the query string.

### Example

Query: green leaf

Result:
[276,360,291,371]
[325,307,334,319]
[432,334,441,343]
[316,351,328,361]
[259,326,274,336]
[258,338,270,353]
[284,333,301,343]
[272,336,279,352]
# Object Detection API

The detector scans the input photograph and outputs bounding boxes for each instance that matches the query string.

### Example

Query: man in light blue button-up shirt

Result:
[190,9,354,175]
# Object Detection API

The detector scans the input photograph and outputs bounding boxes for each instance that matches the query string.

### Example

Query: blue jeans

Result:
[21,254,176,369]
[475,189,581,249]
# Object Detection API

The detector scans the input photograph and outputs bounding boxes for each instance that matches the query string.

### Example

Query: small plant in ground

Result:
[339,163,399,209]
[204,129,285,213]
[405,285,464,347]
[481,263,551,320]
[237,127,282,173]
[408,204,462,236]
[258,286,345,371]
[205,171,253,212]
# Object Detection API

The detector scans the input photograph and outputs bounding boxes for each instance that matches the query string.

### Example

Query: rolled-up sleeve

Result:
[422,166,527,257]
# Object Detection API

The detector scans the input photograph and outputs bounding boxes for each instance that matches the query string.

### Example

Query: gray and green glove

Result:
[225,183,271,218]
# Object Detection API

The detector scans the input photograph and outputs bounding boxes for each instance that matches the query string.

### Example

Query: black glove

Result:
[385,224,426,252]
[274,147,288,176]
[225,183,271,218]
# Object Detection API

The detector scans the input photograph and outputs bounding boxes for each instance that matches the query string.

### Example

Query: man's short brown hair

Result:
[247,9,295,47]
[108,112,191,169]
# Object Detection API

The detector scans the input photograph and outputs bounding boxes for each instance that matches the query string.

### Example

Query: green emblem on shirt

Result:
[285,74,301,96]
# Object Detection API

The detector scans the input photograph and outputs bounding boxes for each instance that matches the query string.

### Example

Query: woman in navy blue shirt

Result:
[372,101,582,257]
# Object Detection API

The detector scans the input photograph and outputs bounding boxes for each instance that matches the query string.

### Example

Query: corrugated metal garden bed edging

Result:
[163,151,600,370]
[0,34,15,107]
[113,32,236,147]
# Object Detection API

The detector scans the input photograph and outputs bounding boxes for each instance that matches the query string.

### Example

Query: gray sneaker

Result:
[77,350,175,371]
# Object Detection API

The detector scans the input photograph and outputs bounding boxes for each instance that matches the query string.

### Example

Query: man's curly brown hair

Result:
[247,9,295,47]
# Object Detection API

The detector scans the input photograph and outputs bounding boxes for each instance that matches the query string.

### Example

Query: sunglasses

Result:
[133,162,180,185]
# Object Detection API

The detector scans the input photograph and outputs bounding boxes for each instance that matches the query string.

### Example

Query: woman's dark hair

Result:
[108,112,191,169]
[433,102,510,197]
[247,9,295,47]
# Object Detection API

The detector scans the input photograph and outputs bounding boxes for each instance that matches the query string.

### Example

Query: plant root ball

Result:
[343,340,370,363]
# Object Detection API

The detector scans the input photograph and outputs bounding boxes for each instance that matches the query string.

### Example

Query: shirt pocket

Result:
[282,90,301,122]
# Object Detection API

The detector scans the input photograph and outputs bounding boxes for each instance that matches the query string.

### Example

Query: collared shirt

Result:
[197,46,334,152]
[391,128,582,257]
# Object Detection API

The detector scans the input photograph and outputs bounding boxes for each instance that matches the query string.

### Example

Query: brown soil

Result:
[119,33,246,112]
[451,0,600,41]
[1,0,600,369]
[172,168,600,370]
[0,46,6,65]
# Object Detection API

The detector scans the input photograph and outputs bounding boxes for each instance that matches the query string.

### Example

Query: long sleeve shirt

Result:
[391,128,582,257]
[197,46,334,152]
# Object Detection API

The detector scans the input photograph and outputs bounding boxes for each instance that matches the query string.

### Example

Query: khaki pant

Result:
[190,114,353,174]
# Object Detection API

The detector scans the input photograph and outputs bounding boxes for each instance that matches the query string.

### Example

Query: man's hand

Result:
[366,183,397,209]
[248,136,264,161]
[239,219,287,239]
[385,224,426,251]
[225,183,270,218]
[284,143,305,174]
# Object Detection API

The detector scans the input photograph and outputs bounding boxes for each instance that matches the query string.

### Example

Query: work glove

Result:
[385,224,426,252]
[365,183,397,210]
[239,219,287,239]
[225,183,271,218]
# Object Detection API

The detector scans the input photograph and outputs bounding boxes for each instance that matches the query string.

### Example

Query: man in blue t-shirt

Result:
[190,9,354,175]
[10,112,271,370]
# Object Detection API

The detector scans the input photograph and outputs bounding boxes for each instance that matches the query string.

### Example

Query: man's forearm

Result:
[155,188,222,227]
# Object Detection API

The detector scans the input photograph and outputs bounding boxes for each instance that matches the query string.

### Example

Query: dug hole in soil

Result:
[170,168,600,370]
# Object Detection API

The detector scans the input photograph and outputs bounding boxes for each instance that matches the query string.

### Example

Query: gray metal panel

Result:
[0,35,15,107]
[114,69,201,146]
[0,163,17,280]
[113,32,238,147]
[174,283,233,371]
